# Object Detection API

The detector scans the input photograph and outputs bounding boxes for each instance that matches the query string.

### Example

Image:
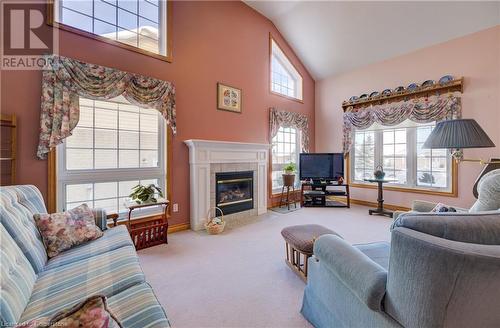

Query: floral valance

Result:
[270,108,310,152]
[37,54,176,159]
[343,94,461,155]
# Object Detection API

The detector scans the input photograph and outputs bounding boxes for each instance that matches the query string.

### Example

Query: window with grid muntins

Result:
[382,129,407,184]
[57,96,165,215]
[271,127,300,192]
[271,56,296,98]
[353,131,375,181]
[54,0,167,55]
[351,120,452,191]
[416,126,449,188]
[270,38,303,100]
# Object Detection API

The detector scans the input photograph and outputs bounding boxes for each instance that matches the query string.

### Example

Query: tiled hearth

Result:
[184,140,269,231]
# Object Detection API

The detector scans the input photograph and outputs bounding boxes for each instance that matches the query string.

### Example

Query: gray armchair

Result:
[301,169,500,327]
[301,211,500,328]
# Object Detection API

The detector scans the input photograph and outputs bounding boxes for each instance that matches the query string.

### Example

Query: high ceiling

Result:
[245,1,500,80]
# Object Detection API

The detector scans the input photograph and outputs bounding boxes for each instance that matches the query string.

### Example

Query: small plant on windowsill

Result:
[129,184,164,204]
[282,162,296,187]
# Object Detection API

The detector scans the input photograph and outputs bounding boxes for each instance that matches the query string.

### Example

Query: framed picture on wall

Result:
[217,83,242,113]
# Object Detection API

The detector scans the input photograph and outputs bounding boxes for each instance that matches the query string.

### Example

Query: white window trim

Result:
[56,100,167,218]
[271,127,301,194]
[52,0,169,58]
[270,38,303,101]
[350,123,453,193]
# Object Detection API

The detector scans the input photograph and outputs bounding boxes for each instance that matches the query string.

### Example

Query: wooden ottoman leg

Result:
[285,242,290,262]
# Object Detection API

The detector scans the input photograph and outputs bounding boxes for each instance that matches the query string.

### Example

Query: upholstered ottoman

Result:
[281,224,341,281]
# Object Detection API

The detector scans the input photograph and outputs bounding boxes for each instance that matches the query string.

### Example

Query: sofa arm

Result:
[313,234,387,311]
[91,208,109,231]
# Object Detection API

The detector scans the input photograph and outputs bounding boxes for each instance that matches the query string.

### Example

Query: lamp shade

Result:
[423,119,496,149]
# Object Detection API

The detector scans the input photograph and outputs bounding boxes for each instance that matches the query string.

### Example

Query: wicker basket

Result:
[204,207,225,235]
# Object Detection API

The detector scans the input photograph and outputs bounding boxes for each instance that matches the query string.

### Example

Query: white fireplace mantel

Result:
[184,139,270,231]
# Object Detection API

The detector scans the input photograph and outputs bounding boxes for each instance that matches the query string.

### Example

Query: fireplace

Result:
[216,171,254,215]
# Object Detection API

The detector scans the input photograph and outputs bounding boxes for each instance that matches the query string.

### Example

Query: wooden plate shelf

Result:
[342,78,463,112]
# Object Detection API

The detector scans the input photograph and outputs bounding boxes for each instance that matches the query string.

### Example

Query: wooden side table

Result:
[124,198,170,250]
[363,179,393,217]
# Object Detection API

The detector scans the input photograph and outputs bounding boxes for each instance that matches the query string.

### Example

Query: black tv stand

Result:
[300,181,350,208]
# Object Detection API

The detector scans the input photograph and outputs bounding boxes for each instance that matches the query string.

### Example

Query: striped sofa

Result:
[0,185,170,327]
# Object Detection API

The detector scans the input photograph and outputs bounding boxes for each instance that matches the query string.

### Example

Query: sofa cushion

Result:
[44,225,133,270]
[34,204,104,258]
[470,169,500,212]
[107,283,170,328]
[20,245,145,322]
[355,242,390,270]
[0,224,37,326]
[0,186,48,273]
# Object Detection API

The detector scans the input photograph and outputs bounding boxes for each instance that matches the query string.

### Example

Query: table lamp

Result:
[422,119,500,164]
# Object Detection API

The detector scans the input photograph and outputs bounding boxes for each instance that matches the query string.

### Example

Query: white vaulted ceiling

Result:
[245,1,500,80]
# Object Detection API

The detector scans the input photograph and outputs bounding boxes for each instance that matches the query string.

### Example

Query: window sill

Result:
[350,181,457,197]
[272,190,300,196]
[50,22,173,62]
[270,90,304,103]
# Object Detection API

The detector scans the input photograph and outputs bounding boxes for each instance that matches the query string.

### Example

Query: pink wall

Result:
[316,25,500,209]
[0,1,315,225]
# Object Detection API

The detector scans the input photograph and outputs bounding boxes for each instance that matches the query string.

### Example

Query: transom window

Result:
[351,120,452,191]
[270,38,303,101]
[52,0,169,58]
[57,96,166,215]
[271,127,300,192]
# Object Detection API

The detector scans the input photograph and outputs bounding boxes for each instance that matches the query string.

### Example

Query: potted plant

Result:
[129,184,164,204]
[282,162,296,187]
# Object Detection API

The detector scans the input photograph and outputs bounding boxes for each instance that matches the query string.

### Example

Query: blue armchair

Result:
[301,169,500,327]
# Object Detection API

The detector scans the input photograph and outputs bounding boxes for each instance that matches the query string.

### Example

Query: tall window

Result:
[52,0,169,58]
[270,38,303,101]
[353,131,375,181]
[57,96,166,215]
[271,127,300,192]
[416,126,449,188]
[351,120,452,191]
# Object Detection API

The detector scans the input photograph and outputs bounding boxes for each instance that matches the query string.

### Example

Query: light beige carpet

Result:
[138,205,393,328]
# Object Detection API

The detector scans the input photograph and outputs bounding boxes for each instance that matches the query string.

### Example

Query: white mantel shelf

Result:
[184,139,270,231]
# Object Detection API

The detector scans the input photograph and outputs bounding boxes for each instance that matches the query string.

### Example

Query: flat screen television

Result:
[299,153,344,181]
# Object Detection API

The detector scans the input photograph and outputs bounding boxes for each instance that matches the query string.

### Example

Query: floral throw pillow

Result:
[34,204,103,258]
[17,295,122,328]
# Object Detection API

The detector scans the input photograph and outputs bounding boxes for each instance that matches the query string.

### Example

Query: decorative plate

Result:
[439,75,454,85]
[407,83,420,91]
[369,91,380,98]
[359,94,368,99]
[421,80,435,88]
[349,96,359,102]
[393,86,405,93]
[382,89,392,95]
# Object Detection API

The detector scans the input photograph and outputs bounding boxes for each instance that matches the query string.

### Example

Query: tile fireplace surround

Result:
[184,139,270,231]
